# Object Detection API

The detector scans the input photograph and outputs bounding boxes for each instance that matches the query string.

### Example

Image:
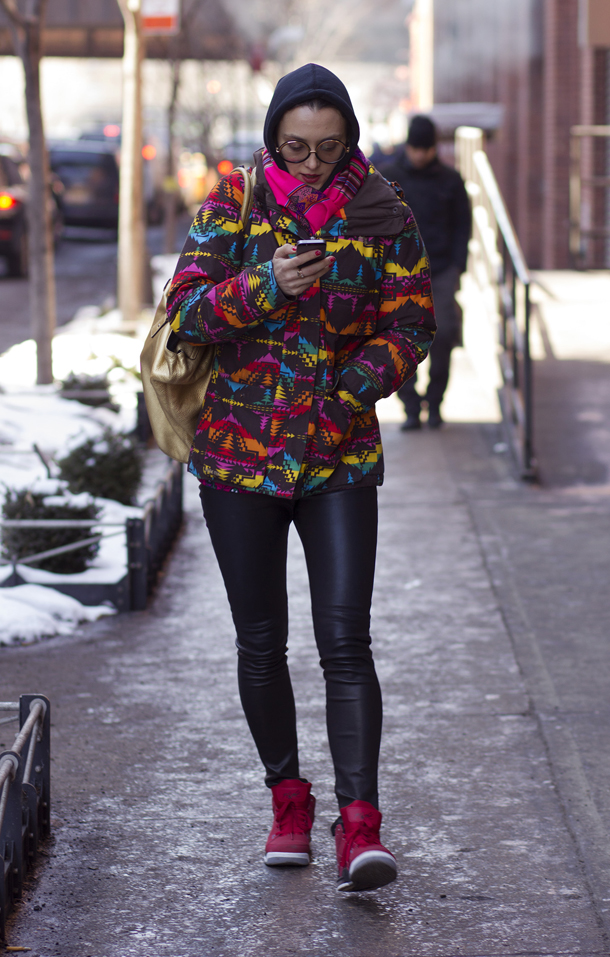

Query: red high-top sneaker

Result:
[332,800,397,891]
[264,779,316,866]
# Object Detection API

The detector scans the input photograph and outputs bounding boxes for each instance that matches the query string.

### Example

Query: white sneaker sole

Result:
[337,850,397,892]
[264,851,310,866]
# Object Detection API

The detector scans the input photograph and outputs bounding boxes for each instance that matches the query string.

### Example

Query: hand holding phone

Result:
[295,239,327,259]
[273,242,335,298]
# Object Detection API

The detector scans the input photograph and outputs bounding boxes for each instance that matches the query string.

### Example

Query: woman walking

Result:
[166,63,435,892]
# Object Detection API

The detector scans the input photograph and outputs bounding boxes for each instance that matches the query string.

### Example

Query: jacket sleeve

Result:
[166,172,293,344]
[450,172,472,274]
[335,206,436,414]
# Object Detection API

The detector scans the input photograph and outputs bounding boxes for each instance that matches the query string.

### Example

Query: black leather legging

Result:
[199,484,382,808]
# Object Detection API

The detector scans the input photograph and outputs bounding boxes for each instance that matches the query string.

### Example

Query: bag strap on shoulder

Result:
[233,166,257,224]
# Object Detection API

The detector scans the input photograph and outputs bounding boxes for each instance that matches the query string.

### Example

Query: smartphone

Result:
[296,239,327,258]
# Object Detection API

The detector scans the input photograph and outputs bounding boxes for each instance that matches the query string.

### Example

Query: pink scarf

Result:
[261,146,368,234]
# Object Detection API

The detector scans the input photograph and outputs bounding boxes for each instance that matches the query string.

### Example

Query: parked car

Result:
[49,141,119,229]
[0,140,64,277]
[0,143,29,276]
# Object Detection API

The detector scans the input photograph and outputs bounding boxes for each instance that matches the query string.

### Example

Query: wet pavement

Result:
[0,231,118,355]
[2,268,610,955]
[2,415,610,956]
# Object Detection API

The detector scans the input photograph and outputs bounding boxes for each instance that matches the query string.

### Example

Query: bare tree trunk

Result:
[163,58,181,255]
[0,0,56,384]
[117,0,145,326]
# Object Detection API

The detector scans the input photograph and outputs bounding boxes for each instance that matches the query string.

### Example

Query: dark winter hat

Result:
[263,62,360,167]
[407,115,437,148]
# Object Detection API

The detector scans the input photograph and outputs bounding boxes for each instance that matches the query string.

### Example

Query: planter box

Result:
[0,460,183,612]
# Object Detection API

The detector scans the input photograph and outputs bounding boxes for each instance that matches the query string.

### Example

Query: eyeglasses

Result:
[276,138,348,165]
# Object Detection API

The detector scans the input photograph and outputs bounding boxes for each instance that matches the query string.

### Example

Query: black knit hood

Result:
[263,63,360,170]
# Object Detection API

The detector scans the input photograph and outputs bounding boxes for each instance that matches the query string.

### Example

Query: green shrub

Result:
[60,372,116,410]
[2,488,101,574]
[57,428,143,505]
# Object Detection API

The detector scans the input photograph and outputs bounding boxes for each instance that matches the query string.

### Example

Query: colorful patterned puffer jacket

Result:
[166,150,436,499]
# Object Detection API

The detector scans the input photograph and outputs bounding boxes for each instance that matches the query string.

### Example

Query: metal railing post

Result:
[0,696,50,940]
[124,462,183,611]
[127,517,148,611]
[523,283,535,481]
[19,695,51,846]
[0,749,23,937]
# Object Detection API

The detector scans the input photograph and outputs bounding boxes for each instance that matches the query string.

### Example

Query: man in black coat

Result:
[382,116,471,429]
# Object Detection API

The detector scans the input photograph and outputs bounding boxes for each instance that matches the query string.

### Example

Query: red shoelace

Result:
[341,820,381,865]
[273,799,312,836]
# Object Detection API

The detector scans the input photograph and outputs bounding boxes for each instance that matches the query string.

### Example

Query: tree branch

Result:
[0,0,27,28]
[32,0,48,24]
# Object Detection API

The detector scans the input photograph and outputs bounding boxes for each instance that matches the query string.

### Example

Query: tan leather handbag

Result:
[140,167,256,463]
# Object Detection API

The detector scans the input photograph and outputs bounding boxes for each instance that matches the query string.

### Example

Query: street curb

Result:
[467,498,610,946]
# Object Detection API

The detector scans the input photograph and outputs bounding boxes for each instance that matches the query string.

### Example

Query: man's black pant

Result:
[199,484,382,808]
[398,265,462,417]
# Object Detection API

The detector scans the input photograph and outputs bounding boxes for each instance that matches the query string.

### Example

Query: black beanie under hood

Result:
[263,63,360,174]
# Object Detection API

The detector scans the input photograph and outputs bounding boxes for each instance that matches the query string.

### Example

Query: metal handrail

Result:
[455,126,536,481]
[473,152,530,285]
[0,696,51,939]
[0,520,126,527]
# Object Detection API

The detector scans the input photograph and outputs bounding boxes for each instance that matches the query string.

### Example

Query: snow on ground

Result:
[0,306,175,641]
[0,583,115,645]
[0,329,142,410]
[0,383,143,592]
[0,388,134,459]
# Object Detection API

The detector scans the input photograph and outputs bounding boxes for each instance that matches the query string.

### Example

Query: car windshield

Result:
[51,152,118,199]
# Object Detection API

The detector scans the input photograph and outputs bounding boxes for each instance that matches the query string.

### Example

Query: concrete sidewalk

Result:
[3,267,610,956]
[2,414,610,956]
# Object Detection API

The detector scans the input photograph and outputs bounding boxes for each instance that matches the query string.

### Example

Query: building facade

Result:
[414,0,610,269]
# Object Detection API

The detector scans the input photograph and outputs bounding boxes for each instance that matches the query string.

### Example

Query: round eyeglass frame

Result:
[275,138,348,165]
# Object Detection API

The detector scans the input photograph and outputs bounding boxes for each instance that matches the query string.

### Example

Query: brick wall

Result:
[433,0,610,268]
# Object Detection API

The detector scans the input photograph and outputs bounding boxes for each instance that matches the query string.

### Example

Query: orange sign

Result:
[142,0,180,36]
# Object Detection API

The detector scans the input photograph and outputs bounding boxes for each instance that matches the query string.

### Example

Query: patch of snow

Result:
[0,389,133,466]
[42,492,96,509]
[0,583,115,645]
[4,583,115,622]
[0,332,143,405]
[0,596,70,643]
[30,478,68,496]
[0,311,178,610]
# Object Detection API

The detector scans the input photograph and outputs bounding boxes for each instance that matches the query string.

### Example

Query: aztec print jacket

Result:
[166,150,436,499]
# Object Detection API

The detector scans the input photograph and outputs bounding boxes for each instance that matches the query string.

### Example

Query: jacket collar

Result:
[253,150,406,239]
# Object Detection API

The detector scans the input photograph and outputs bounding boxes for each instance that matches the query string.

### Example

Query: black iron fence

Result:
[127,458,183,610]
[0,460,183,611]
[0,696,51,940]
[456,126,537,481]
